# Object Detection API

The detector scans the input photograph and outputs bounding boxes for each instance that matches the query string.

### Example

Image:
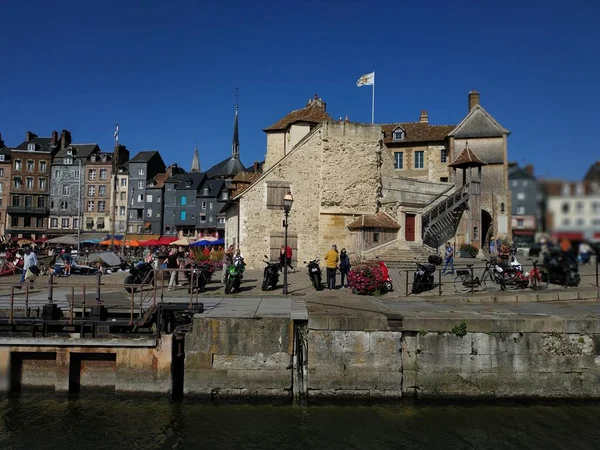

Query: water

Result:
[0,395,599,450]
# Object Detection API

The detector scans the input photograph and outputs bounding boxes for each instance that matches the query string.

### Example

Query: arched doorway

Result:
[481,209,493,250]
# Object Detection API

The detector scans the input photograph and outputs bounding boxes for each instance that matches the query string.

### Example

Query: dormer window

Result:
[63,157,73,165]
[101,154,107,162]
[66,149,73,156]
[393,128,405,141]
[0,155,4,162]
[27,143,35,151]
[185,179,192,188]
[90,155,96,162]
[204,187,209,195]
[561,183,571,196]
[575,183,585,196]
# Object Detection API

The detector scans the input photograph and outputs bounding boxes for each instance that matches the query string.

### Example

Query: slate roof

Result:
[198,179,225,197]
[264,101,332,132]
[13,137,54,152]
[508,164,536,180]
[205,157,246,179]
[448,144,487,168]
[0,147,11,161]
[381,123,455,145]
[174,172,205,190]
[130,151,159,163]
[584,161,600,182]
[54,143,99,159]
[347,212,400,230]
[449,105,509,138]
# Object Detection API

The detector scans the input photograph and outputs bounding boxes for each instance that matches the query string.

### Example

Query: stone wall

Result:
[403,330,600,398]
[184,317,294,398]
[264,132,286,171]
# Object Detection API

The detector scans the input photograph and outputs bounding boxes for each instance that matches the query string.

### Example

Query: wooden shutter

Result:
[269,232,297,262]
[266,182,290,210]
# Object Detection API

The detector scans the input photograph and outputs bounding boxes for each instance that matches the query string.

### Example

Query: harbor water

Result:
[0,395,599,449]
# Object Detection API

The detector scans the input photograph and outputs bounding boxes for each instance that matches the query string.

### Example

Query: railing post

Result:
[70,287,75,325]
[95,271,102,304]
[47,273,54,304]
[130,290,135,326]
[9,286,14,325]
[189,270,195,309]
[438,268,442,296]
[153,269,157,308]
[405,269,409,296]
[82,286,86,319]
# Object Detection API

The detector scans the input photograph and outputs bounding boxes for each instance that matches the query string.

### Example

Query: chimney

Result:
[344,115,349,122]
[525,164,534,177]
[60,129,71,149]
[253,161,259,172]
[419,110,429,123]
[51,130,58,146]
[25,131,37,142]
[0,132,4,148]
[307,94,326,111]
[468,90,480,111]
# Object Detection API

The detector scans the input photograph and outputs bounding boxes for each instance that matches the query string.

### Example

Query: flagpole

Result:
[371,73,375,124]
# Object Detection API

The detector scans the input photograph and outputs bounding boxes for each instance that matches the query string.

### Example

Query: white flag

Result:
[356,72,375,87]
[114,124,119,139]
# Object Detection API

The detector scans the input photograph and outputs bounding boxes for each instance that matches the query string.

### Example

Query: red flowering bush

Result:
[348,262,386,295]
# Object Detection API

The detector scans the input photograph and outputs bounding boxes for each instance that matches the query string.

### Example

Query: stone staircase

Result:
[422,183,470,248]
[361,241,437,266]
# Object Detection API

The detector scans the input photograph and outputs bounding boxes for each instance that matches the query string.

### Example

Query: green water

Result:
[0,395,599,449]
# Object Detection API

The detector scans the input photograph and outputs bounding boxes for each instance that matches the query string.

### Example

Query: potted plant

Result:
[459,243,478,258]
[348,262,385,295]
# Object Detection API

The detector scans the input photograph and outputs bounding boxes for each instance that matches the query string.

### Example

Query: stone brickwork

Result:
[264,133,286,171]
[307,330,403,398]
[403,331,600,398]
[184,317,294,398]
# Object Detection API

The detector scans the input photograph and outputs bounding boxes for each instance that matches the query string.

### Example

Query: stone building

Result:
[127,151,166,234]
[0,141,12,237]
[82,151,118,234]
[144,164,185,235]
[508,163,538,247]
[49,141,99,234]
[225,91,512,266]
[6,130,61,239]
[115,165,129,234]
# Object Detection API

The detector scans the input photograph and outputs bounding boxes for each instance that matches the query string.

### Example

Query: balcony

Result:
[7,206,49,215]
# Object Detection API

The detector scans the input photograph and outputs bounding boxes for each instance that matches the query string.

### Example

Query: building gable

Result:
[449,105,509,139]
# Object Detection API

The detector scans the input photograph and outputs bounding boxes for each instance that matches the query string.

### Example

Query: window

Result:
[120,192,126,201]
[218,217,225,224]
[87,201,94,212]
[63,185,71,196]
[440,177,449,183]
[180,211,187,220]
[89,169,96,180]
[98,201,106,212]
[561,184,571,196]
[200,215,206,222]
[209,216,213,222]
[63,157,73,165]
[120,178,127,187]
[522,180,528,187]
[11,216,18,227]
[73,218,79,229]
[90,154,97,162]
[517,206,525,214]
[204,188,209,195]
[100,154,107,162]
[147,209,152,217]
[146,194,153,202]
[138,181,144,189]
[593,202,600,214]
[25,196,32,207]
[129,210,135,219]
[157,196,161,203]
[60,201,68,210]
[88,186,95,196]
[209,203,213,210]
[222,192,228,200]
[517,219,524,228]
[575,183,584,196]
[12,195,20,207]
[14,160,22,171]
[13,177,22,189]
[0,155,4,162]
[0,183,2,193]
[50,187,56,196]
[138,168,144,176]
[157,211,161,218]
[61,218,69,229]
[37,197,45,208]
[27,160,34,171]
[0,168,3,177]
[202,201,206,210]
[26,177,34,189]
[50,218,58,228]
[266,183,291,210]
[39,178,47,190]
[394,152,403,170]
[181,196,187,206]
[27,143,35,152]
[517,193,525,200]
[393,129,405,141]
[54,169,61,178]
[137,225,142,233]
[414,151,424,169]
[120,206,125,216]
[562,218,570,226]
[440,149,448,163]
[100,169,108,180]
[24,217,31,227]
[473,226,479,240]
[562,203,570,214]
[576,218,584,226]
[40,161,47,172]
[99,185,106,197]
[137,194,144,202]
[512,180,518,187]
[576,202,584,213]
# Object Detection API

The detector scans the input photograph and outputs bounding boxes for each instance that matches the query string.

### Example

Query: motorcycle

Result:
[262,256,281,291]
[411,255,442,294]
[124,262,155,293]
[542,249,580,287]
[304,258,323,291]
[224,257,245,294]
[185,262,210,294]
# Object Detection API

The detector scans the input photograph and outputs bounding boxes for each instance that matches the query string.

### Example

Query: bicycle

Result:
[454,260,504,294]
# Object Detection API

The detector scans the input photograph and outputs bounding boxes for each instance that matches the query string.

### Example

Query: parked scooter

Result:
[411,255,442,294]
[224,256,246,294]
[375,258,394,293]
[124,262,154,293]
[304,258,323,291]
[542,248,580,287]
[262,256,281,291]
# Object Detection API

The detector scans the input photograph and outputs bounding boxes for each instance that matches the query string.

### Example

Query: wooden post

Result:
[47,273,54,304]
[70,287,75,325]
[96,271,102,303]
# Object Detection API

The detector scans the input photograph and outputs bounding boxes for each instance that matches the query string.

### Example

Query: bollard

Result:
[438,269,442,296]
[95,271,102,304]
[48,273,54,304]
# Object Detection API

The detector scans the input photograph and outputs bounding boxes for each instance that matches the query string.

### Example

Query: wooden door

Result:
[405,214,416,241]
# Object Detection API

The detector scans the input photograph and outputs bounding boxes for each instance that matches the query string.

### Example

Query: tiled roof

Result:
[130,151,159,163]
[448,144,487,168]
[264,101,332,132]
[147,172,170,189]
[347,212,400,230]
[229,172,262,197]
[381,123,454,144]
[539,179,596,197]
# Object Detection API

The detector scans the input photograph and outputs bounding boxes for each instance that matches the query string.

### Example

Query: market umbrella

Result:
[46,235,79,245]
[170,237,196,246]
[99,239,118,246]
[158,236,177,245]
[124,240,141,247]
[140,239,161,246]
[17,239,34,246]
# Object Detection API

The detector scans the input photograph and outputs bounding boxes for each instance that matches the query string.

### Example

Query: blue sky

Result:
[0,0,598,180]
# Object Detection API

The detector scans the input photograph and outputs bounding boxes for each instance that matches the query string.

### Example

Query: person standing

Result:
[222,245,234,283]
[279,245,294,273]
[339,248,351,288]
[324,244,339,290]
[489,236,496,256]
[442,242,454,275]
[20,247,38,285]
[167,248,179,291]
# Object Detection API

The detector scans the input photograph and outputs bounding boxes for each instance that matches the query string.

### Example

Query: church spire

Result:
[232,87,240,160]
[191,138,200,172]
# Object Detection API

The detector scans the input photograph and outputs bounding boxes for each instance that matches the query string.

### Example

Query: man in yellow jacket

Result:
[324,244,339,290]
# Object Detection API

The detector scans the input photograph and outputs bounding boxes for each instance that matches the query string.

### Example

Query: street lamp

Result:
[282,190,293,295]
